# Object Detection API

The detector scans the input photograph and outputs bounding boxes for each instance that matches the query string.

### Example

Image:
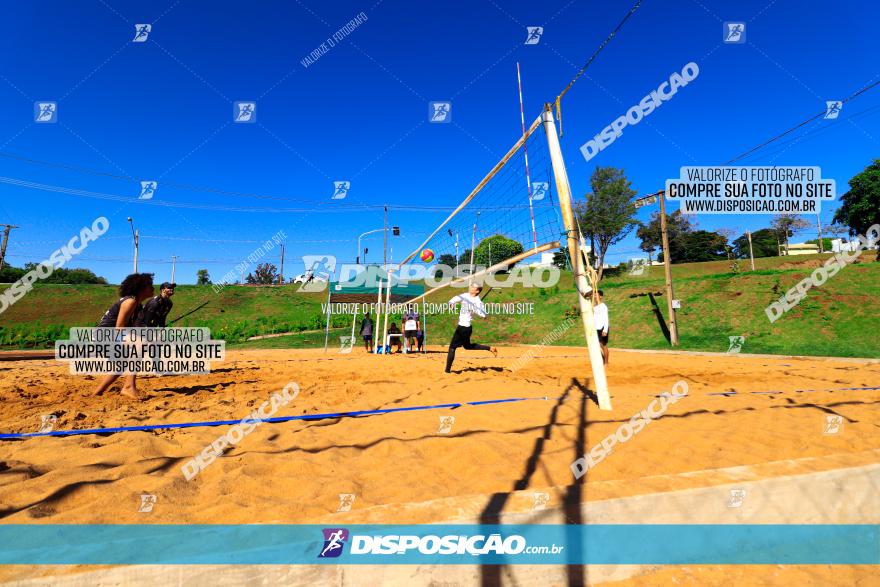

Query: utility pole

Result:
[127,217,139,273]
[469,212,480,284]
[816,213,824,253]
[747,230,756,271]
[0,224,19,273]
[657,190,679,346]
[633,191,678,344]
[278,244,285,284]
[383,205,388,269]
[171,256,177,283]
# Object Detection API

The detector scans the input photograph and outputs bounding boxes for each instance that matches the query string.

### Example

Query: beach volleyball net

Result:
[399,114,563,275]
[380,107,611,410]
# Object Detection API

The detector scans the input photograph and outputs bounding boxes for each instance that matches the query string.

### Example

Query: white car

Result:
[292,271,328,284]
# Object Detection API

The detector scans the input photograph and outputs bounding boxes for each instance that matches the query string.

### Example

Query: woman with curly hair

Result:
[94,273,154,400]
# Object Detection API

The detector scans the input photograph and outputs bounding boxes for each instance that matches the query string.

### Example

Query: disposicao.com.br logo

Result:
[317,528,563,558]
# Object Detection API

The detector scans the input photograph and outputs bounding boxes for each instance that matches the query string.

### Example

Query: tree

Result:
[636,210,694,263]
[771,214,810,251]
[680,231,728,262]
[732,228,777,258]
[196,269,211,285]
[435,253,457,279]
[576,167,640,279]
[826,223,850,239]
[246,263,278,285]
[5,263,107,284]
[436,253,456,268]
[473,235,524,268]
[833,159,880,257]
[552,249,568,269]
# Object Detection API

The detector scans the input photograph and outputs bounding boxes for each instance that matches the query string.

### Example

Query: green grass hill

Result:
[1,252,878,358]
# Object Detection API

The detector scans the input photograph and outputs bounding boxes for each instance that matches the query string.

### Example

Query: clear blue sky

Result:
[0,0,877,283]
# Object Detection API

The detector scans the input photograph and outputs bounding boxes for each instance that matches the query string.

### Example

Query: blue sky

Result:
[0,0,877,284]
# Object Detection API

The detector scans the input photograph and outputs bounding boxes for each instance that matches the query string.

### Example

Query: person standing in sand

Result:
[94,273,155,400]
[403,304,420,353]
[593,289,610,365]
[137,282,175,327]
[445,282,497,373]
[360,312,374,352]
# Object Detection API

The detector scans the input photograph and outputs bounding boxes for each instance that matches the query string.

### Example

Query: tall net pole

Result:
[468,212,479,285]
[541,106,611,411]
[517,62,538,252]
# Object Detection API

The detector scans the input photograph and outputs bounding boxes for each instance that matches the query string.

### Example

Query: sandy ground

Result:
[0,346,878,585]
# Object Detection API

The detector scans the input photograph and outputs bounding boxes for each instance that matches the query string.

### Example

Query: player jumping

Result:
[445,282,497,373]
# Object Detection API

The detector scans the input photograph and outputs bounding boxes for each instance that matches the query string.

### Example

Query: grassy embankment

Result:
[1,252,878,358]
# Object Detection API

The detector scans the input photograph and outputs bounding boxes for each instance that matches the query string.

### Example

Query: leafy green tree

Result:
[473,235,524,268]
[196,269,211,285]
[576,167,640,279]
[0,264,25,283]
[833,159,880,257]
[636,210,694,263]
[552,249,568,269]
[9,263,107,284]
[435,253,457,279]
[805,237,833,251]
[732,228,778,258]
[246,263,278,285]
[680,231,728,262]
[436,253,456,268]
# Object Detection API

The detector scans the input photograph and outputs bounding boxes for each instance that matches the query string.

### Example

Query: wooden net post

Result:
[541,105,612,411]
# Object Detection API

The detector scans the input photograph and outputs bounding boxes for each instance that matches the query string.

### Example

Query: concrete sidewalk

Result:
[6,456,877,586]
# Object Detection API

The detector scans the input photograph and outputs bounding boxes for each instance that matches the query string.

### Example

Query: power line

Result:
[0,175,543,214]
[0,253,333,265]
[555,0,644,104]
[0,150,324,204]
[731,102,880,164]
[725,78,880,164]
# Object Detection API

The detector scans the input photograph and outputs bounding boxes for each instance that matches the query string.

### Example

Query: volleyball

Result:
[420,248,435,263]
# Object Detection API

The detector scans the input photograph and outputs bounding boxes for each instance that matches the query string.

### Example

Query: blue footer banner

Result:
[0,525,876,565]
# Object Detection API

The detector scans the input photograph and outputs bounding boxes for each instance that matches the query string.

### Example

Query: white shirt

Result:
[449,293,486,327]
[593,302,609,333]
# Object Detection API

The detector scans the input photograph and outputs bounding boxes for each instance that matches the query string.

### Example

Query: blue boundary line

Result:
[0,396,546,440]
[2,385,877,441]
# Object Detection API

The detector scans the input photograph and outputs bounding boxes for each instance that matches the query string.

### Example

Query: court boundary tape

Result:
[1,385,878,441]
[0,396,549,440]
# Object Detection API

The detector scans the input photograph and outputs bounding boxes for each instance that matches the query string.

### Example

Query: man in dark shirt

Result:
[360,312,374,352]
[138,282,175,327]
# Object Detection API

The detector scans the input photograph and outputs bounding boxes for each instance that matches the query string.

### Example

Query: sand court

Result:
[0,346,877,583]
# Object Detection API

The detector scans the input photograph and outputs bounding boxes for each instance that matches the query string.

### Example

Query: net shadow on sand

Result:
[477,376,597,586]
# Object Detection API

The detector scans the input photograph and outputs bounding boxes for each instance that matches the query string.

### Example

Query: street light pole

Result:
[469,212,480,284]
[127,217,139,273]
[358,228,388,265]
[171,255,177,283]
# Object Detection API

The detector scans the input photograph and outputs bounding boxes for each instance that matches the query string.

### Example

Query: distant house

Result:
[781,243,819,256]
[529,252,556,267]
[831,238,862,253]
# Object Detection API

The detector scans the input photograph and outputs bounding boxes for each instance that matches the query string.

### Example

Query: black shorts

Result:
[597,329,609,344]
[363,335,372,341]
[405,330,418,338]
